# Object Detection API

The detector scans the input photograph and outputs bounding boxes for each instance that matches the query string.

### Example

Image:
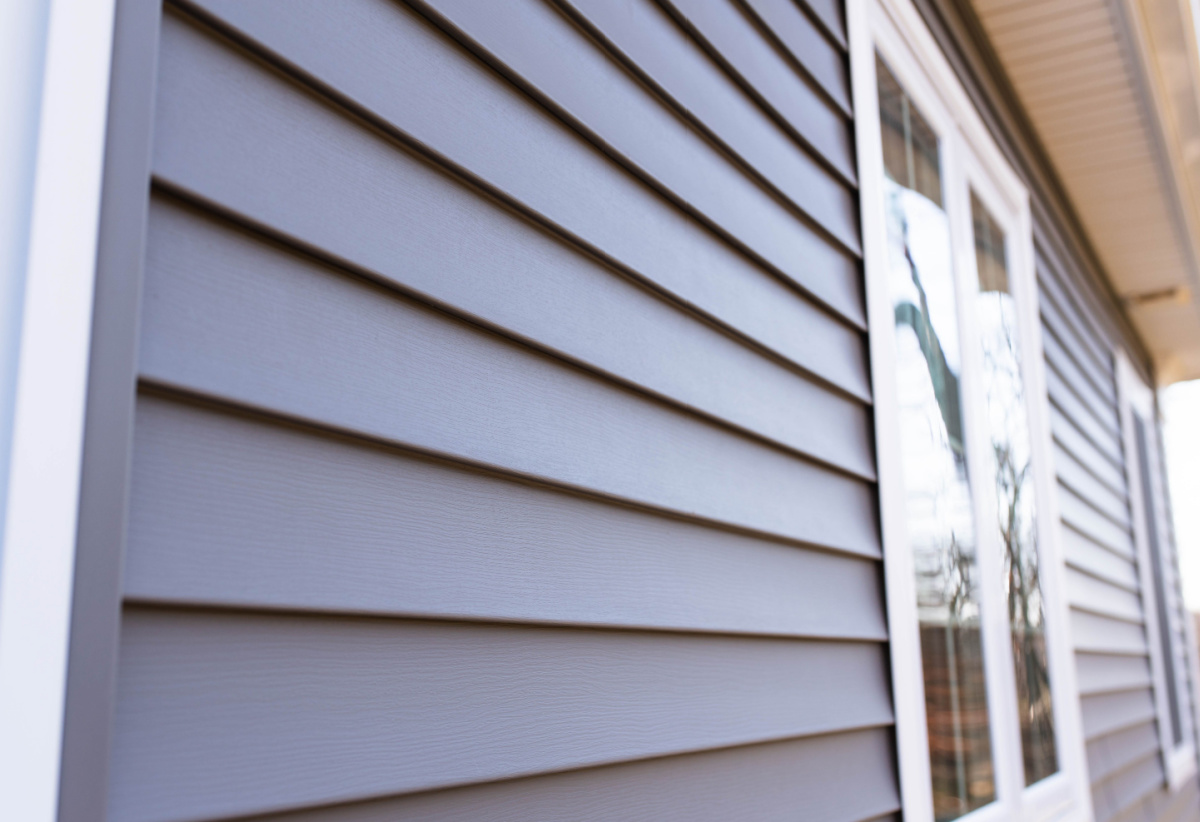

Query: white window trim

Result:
[1115,351,1199,792]
[848,0,1092,819]
[0,0,116,820]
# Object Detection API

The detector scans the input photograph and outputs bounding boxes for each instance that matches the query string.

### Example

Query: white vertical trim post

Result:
[848,3,937,819]
[0,0,117,819]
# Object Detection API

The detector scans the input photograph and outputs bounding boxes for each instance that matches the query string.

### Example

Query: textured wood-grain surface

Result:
[138,195,878,553]
[126,394,887,640]
[110,607,892,821]
[107,0,891,819]
[187,729,899,822]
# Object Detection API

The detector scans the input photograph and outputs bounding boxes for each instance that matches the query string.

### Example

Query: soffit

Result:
[972,0,1200,383]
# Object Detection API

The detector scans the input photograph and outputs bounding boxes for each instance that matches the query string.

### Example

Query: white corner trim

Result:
[0,0,117,819]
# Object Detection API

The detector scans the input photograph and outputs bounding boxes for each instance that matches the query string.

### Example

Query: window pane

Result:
[877,55,996,822]
[878,55,943,206]
[971,193,1059,786]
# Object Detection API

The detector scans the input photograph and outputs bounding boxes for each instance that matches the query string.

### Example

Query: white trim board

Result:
[849,0,1092,819]
[0,0,117,820]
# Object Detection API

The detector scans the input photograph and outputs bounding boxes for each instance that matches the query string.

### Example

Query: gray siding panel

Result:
[1071,609,1151,657]
[1060,489,1132,561]
[1054,440,1129,525]
[415,0,859,251]
[1080,689,1158,740]
[126,394,887,641]
[1062,526,1141,593]
[1039,293,1119,408]
[657,0,856,184]
[102,0,891,818]
[1076,653,1154,696]
[1046,363,1124,466]
[1059,486,1136,558]
[1042,242,1127,366]
[1093,753,1167,822]
[738,0,851,113]
[1049,402,1128,494]
[1066,567,1145,623]
[148,66,877,468]
[154,4,872,406]
[1087,723,1162,785]
[1042,326,1121,436]
[183,729,899,822]
[110,607,892,822]
[1041,230,1173,817]
[173,0,866,328]
[137,194,878,555]
[1038,273,1118,391]
[1036,230,1189,819]
[801,0,847,47]
[557,0,850,257]
[1040,228,1199,820]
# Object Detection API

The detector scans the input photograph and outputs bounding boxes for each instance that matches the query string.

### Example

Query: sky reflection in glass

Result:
[878,55,996,822]
[971,193,1059,787]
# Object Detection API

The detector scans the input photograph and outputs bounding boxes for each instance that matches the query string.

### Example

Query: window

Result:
[876,55,996,819]
[850,0,1089,820]
[1116,353,1198,791]
[970,193,1059,790]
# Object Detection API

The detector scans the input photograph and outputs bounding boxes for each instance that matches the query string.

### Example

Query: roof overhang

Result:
[972,0,1200,384]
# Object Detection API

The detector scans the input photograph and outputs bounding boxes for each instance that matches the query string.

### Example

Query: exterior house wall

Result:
[914,1,1200,820]
[69,0,903,820]
[1041,227,1195,822]
[45,0,1200,820]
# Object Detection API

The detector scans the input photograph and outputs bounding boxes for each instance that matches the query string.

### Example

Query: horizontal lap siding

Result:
[187,727,899,822]
[127,394,887,641]
[139,194,875,552]
[112,607,891,821]
[108,1,893,820]
[1037,235,1185,821]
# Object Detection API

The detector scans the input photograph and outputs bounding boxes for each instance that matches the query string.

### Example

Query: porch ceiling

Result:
[972,0,1200,383]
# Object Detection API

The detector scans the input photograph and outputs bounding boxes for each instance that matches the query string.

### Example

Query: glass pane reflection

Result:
[878,55,996,822]
[971,192,1059,786]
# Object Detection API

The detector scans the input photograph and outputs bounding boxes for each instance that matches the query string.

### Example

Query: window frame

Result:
[1115,351,1199,792]
[848,0,1092,819]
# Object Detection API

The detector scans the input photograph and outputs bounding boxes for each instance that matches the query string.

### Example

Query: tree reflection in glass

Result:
[877,55,996,821]
[971,193,1059,786]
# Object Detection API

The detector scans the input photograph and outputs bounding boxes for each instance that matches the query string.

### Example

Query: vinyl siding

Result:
[1038,227,1200,822]
[147,727,898,822]
[103,1,895,820]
